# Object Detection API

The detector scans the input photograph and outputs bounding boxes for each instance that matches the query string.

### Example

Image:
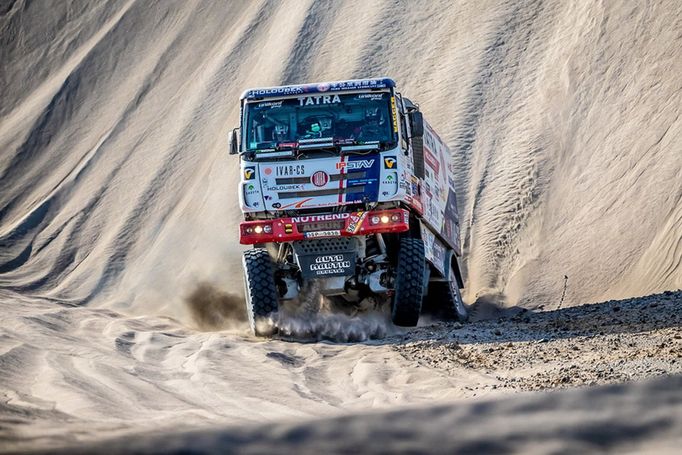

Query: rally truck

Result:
[228,77,467,336]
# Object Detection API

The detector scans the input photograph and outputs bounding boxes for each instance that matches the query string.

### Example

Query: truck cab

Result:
[229,78,467,336]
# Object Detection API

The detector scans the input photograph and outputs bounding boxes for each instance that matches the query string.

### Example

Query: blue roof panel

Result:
[240,78,396,100]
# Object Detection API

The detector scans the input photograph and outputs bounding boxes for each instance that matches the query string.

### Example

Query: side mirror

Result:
[409,111,424,138]
[228,128,239,155]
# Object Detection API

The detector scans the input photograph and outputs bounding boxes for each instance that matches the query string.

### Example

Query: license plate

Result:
[297,253,356,278]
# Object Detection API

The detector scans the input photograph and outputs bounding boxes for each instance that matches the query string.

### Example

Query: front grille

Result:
[293,238,356,255]
[278,185,365,199]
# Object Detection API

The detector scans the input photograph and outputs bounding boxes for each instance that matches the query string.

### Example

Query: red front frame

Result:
[239,208,410,245]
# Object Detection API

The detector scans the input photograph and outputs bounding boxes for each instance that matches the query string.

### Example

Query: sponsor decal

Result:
[247,184,255,191]
[292,213,350,223]
[257,101,283,108]
[423,146,440,173]
[276,164,305,176]
[346,178,376,186]
[263,167,273,175]
[245,79,392,99]
[247,87,304,97]
[297,94,341,106]
[391,96,398,132]
[303,230,341,238]
[381,170,397,186]
[345,212,366,234]
[298,252,356,278]
[383,157,397,169]
[264,195,272,200]
[329,80,385,90]
[311,171,329,187]
[336,159,375,170]
[422,230,446,275]
[357,93,385,100]
[265,183,305,191]
[244,167,256,180]
[272,202,282,209]
[311,255,351,270]
[411,197,423,214]
[281,197,314,209]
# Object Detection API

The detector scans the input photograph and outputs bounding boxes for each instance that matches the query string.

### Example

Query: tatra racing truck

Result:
[228,78,467,336]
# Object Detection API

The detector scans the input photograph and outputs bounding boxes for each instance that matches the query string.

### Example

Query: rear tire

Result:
[432,266,469,322]
[391,238,427,327]
[243,249,279,336]
[431,282,469,322]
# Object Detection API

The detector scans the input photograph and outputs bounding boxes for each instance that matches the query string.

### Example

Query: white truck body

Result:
[230,78,466,334]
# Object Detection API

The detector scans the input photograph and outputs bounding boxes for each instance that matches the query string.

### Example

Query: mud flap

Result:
[292,238,358,279]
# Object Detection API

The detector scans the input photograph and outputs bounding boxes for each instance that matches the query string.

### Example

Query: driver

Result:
[273,124,289,142]
[304,121,322,138]
[302,116,333,139]
[364,107,384,128]
[352,107,384,140]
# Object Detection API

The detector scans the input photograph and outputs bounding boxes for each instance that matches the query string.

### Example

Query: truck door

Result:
[397,95,426,179]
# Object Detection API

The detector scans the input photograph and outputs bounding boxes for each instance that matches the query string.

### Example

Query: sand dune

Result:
[1,0,681,452]
[2,0,680,315]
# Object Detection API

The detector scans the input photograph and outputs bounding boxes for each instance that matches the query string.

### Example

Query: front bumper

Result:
[239,208,410,245]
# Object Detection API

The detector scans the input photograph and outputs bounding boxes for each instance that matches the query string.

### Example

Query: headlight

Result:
[371,216,380,225]
[254,225,263,234]
[380,215,390,223]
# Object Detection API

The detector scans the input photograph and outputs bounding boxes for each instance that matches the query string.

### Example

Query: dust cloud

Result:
[185,281,247,331]
[271,283,397,342]
[273,309,395,342]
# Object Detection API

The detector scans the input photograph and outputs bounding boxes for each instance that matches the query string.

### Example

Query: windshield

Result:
[244,92,395,152]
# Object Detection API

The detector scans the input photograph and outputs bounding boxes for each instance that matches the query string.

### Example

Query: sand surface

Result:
[1,0,681,453]
[56,375,682,454]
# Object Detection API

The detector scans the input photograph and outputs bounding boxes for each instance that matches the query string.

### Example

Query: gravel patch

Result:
[395,290,682,393]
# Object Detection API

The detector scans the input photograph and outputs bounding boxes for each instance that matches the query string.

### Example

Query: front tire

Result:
[391,238,427,327]
[243,249,279,336]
